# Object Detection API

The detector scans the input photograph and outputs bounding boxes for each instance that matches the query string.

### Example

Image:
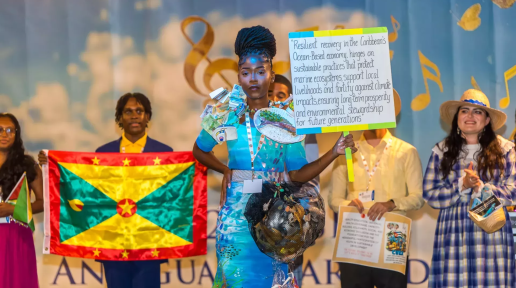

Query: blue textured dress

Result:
[196,112,308,288]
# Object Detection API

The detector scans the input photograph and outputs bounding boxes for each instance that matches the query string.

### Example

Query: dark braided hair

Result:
[234,25,276,67]
[0,113,37,200]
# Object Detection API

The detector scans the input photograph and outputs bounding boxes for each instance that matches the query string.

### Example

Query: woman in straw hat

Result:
[423,89,516,287]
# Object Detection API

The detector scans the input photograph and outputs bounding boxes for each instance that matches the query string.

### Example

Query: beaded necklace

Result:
[244,100,272,113]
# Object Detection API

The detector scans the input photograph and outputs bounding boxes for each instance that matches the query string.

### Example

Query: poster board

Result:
[332,206,411,275]
[288,27,396,135]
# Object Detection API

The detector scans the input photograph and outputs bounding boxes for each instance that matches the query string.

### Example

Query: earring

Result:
[457,127,460,135]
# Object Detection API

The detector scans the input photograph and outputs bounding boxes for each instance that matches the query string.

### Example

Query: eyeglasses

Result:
[0,127,16,137]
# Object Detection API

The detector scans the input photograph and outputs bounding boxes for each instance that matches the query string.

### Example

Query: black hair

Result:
[0,113,37,200]
[440,109,504,180]
[234,25,276,67]
[272,74,292,95]
[115,92,152,129]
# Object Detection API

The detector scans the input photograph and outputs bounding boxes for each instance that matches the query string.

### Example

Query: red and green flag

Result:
[6,173,35,231]
[42,150,207,261]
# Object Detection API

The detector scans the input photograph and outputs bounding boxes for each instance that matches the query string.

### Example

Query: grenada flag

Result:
[5,173,35,231]
[42,150,207,261]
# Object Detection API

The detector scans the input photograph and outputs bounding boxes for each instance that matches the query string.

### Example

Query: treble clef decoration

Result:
[181,16,238,97]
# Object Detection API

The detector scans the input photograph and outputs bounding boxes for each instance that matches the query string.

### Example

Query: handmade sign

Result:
[289,27,395,181]
[332,206,411,275]
[288,27,396,133]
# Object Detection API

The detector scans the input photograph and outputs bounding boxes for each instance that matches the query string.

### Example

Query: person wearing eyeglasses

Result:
[0,113,44,288]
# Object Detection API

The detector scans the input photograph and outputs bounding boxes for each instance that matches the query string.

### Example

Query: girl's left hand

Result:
[0,203,14,217]
[332,133,358,157]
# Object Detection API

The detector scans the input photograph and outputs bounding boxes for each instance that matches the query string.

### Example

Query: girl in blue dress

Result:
[193,25,357,288]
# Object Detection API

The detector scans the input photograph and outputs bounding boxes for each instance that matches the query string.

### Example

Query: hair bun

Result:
[234,25,276,60]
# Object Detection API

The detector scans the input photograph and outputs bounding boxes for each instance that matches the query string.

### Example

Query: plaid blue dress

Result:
[423,136,516,288]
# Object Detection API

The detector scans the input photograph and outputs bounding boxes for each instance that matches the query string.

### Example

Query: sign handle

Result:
[343,131,355,182]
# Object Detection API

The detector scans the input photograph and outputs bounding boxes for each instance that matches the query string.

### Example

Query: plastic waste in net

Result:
[244,182,325,287]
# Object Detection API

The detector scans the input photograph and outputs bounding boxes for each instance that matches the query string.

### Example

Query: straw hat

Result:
[439,89,507,131]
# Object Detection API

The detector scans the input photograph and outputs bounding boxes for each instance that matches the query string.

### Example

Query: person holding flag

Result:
[0,112,44,288]
[39,92,173,288]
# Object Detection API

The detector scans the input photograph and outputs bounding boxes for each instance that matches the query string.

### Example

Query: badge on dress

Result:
[358,190,375,203]
[243,179,263,193]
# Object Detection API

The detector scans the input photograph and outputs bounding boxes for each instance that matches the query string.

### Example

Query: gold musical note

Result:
[471,76,481,91]
[387,16,402,115]
[411,50,443,111]
[273,26,320,75]
[457,4,481,31]
[273,62,292,76]
[499,64,516,108]
[510,127,516,142]
[388,16,400,42]
[388,16,400,60]
[492,0,515,9]
[181,16,233,96]
[302,26,320,31]
[393,88,401,117]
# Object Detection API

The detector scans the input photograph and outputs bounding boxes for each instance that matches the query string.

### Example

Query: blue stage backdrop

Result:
[1,0,515,287]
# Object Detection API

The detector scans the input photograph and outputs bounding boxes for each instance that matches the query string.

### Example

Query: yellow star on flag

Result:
[152,249,160,257]
[153,157,161,165]
[92,157,100,165]
[123,158,131,166]
[120,200,135,216]
[93,248,101,257]
[121,250,129,258]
